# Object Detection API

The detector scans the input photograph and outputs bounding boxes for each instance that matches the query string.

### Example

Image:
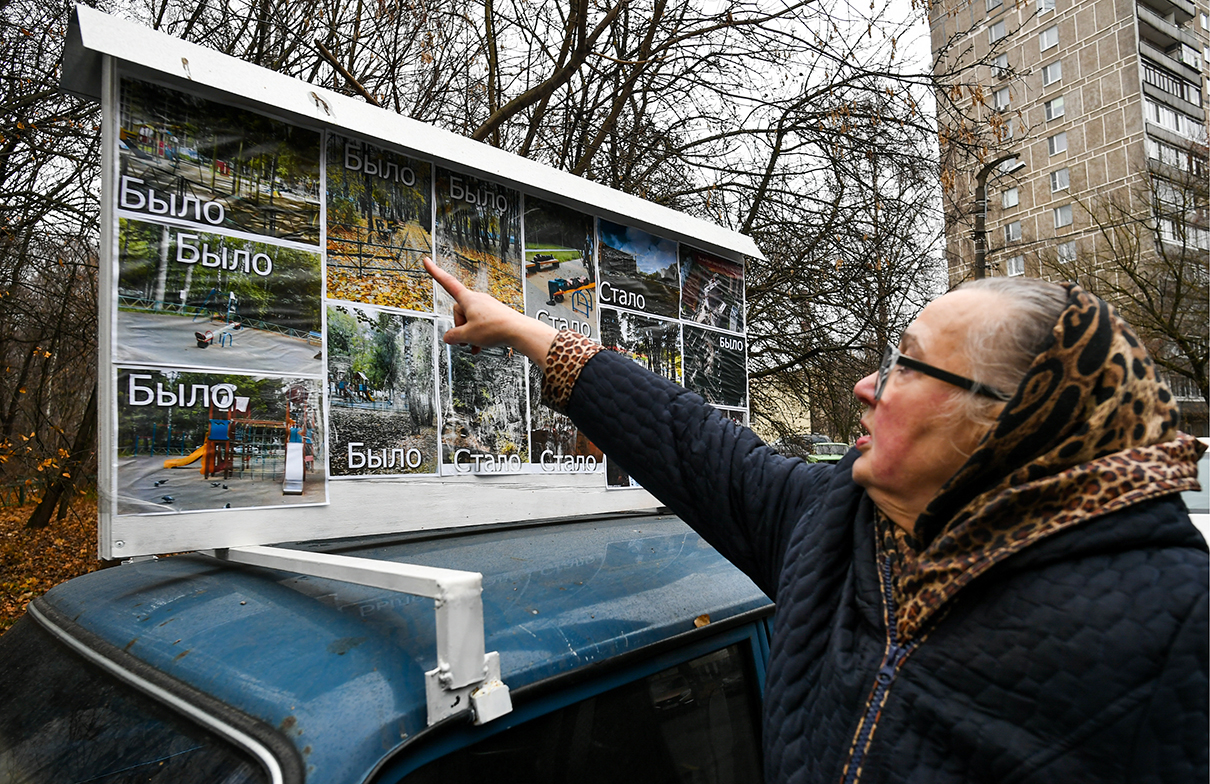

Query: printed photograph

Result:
[599,307,682,385]
[115,369,326,515]
[680,246,745,332]
[434,168,523,316]
[524,197,597,337]
[326,134,434,311]
[721,409,748,426]
[597,220,679,319]
[437,324,528,474]
[606,455,643,490]
[326,304,438,476]
[683,325,748,408]
[118,78,321,244]
[528,362,603,468]
[115,219,323,375]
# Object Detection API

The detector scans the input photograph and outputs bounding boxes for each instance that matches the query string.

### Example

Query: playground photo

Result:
[327,304,439,476]
[523,197,596,335]
[599,307,682,385]
[114,218,323,375]
[597,220,680,319]
[115,369,326,515]
[528,363,603,466]
[683,324,748,409]
[680,246,745,333]
[326,134,434,312]
[433,168,523,316]
[437,328,528,474]
[118,77,321,245]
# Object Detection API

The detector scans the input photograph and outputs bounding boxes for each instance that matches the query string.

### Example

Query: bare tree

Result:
[1038,154,1209,426]
[1,0,101,525]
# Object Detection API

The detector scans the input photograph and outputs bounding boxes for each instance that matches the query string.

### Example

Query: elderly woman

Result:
[424,259,1207,783]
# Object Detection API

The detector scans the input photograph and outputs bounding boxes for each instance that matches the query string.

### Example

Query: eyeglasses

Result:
[875,344,1013,402]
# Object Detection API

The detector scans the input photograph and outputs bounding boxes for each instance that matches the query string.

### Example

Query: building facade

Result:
[930,0,1209,433]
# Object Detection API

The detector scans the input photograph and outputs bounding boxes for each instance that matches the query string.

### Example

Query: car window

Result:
[401,641,762,784]
[0,616,268,784]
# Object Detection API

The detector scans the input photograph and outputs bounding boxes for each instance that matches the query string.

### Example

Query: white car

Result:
[1183,437,1210,544]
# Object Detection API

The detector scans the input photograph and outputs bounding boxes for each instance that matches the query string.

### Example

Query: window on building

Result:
[1201,11,1208,29]
[1146,137,1206,176]
[1142,60,1201,106]
[1159,219,1210,250]
[990,20,1007,43]
[1039,0,1056,13]
[1054,204,1073,228]
[1170,43,1202,70]
[1006,255,1025,276]
[1056,240,1077,262]
[1042,60,1062,86]
[996,115,1017,141]
[1040,26,1058,51]
[1154,178,1187,210]
[1048,131,1067,154]
[1144,99,1208,142]
[1005,221,1022,242]
[994,87,1011,110]
[1044,96,1065,120]
[1050,167,1070,191]
[992,53,1009,78]
[987,0,1002,11]
[1003,187,1020,208]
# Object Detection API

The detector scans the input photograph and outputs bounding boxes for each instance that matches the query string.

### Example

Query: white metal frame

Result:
[205,546,512,726]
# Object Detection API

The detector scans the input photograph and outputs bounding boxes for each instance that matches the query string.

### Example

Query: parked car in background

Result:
[767,433,831,460]
[808,443,849,463]
[1183,437,1210,544]
[0,512,772,784]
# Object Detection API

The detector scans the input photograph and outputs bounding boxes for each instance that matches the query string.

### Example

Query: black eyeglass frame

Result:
[876,344,1013,402]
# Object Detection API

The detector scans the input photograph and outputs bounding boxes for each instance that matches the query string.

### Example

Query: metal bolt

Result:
[115,540,125,548]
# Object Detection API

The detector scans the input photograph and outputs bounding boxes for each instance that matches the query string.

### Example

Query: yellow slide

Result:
[163,445,206,469]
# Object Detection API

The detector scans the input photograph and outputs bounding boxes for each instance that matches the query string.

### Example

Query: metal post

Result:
[973,153,1020,280]
[205,545,512,726]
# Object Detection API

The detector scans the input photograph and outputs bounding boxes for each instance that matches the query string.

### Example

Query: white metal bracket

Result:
[204,545,512,727]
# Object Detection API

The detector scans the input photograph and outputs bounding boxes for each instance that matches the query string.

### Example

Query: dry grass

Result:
[0,495,101,635]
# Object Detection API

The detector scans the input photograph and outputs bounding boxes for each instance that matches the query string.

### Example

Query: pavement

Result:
[524,253,595,333]
[115,453,326,515]
[115,310,322,375]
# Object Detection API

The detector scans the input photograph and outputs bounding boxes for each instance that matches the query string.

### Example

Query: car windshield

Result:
[0,616,268,784]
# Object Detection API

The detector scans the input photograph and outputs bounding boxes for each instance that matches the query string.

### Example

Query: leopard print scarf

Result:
[885,283,1205,641]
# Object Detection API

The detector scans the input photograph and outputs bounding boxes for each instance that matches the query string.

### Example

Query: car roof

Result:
[32,512,770,783]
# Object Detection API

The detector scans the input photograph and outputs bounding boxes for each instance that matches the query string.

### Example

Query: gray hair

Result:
[945,277,1069,430]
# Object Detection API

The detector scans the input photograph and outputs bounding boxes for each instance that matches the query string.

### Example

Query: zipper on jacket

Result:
[839,556,919,784]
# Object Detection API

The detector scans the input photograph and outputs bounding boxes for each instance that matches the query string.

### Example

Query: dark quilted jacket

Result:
[566,349,1209,784]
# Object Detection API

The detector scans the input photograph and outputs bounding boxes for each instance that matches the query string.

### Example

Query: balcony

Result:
[1140,39,1203,83]
[1137,0,1196,25]
[1137,3,1203,51]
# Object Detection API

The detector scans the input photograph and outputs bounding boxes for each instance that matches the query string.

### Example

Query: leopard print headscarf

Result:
[886,283,1205,641]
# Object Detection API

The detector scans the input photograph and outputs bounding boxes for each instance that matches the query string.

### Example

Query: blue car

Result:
[0,512,773,783]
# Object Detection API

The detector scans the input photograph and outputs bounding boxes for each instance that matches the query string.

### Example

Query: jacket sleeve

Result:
[564,348,835,597]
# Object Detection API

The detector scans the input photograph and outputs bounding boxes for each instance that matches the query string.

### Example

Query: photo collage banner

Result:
[111,76,748,515]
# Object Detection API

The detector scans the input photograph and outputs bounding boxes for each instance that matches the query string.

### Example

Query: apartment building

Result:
[930,0,1209,432]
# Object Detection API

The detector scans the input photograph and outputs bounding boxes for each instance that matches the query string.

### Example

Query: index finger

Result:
[423,257,467,300]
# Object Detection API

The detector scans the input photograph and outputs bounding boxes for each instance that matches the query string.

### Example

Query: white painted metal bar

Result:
[206,545,510,724]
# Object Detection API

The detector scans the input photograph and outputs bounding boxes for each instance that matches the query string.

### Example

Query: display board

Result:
[63,6,761,558]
